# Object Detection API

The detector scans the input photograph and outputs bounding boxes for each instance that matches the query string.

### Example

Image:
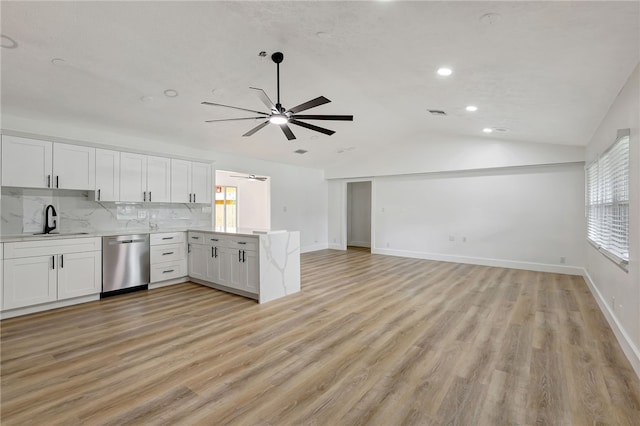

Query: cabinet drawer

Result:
[151,259,187,283]
[150,232,185,245]
[4,237,101,259]
[228,237,258,251]
[150,243,185,264]
[205,234,228,246]
[188,232,206,244]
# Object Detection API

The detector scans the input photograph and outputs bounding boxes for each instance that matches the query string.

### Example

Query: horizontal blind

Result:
[586,133,629,264]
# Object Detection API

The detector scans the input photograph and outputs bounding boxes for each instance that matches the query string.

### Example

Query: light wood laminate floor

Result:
[2,249,639,425]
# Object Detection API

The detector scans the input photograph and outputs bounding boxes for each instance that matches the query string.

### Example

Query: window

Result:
[586,129,630,268]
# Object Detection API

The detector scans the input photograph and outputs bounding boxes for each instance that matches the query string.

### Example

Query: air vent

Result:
[428,109,447,116]
[493,127,509,133]
[294,149,308,154]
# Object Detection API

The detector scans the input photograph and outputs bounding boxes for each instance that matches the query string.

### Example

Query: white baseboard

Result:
[149,276,189,289]
[0,294,100,320]
[583,269,640,379]
[301,242,329,253]
[371,247,584,275]
[328,243,344,250]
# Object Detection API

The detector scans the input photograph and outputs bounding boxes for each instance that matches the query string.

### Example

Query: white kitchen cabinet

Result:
[188,242,207,281]
[52,143,95,190]
[170,159,211,204]
[3,255,57,309]
[95,148,120,201]
[191,161,212,204]
[239,249,259,293]
[150,232,187,285]
[57,251,101,300]
[2,237,102,311]
[1,136,95,190]
[2,135,53,188]
[120,152,170,202]
[146,156,171,202]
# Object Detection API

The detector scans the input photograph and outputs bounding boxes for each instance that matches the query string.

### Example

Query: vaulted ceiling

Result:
[2,1,638,168]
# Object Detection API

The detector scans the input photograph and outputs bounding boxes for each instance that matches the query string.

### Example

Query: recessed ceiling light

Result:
[479,12,502,25]
[164,89,178,97]
[493,127,509,133]
[316,32,332,39]
[1,34,18,49]
[465,105,478,112]
[482,128,493,133]
[437,67,453,76]
[140,95,154,103]
[51,58,66,66]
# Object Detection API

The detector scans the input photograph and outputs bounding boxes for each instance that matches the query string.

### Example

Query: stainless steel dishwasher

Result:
[102,234,150,296]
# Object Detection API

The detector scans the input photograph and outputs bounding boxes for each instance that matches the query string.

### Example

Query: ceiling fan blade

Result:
[291,114,354,121]
[289,119,335,136]
[249,87,276,111]
[280,124,296,140]
[286,96,331,114]
[205,117,266,123]
[242,120,270,137]
[202,101,269,116]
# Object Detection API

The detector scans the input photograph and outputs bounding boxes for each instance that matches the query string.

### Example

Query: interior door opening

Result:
[346,181,372,251]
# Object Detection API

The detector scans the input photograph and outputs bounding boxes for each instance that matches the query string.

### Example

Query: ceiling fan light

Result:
[269,114,288,125]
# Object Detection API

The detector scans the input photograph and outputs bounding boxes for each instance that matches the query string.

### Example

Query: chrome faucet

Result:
[44,205,58,234]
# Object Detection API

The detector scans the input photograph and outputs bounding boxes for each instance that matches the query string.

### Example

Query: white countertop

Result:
[0,227,289,243]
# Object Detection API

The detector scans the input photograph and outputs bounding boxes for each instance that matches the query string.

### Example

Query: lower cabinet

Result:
[150,232,187,284]
[2,238,102,311]
[189,232,260,297]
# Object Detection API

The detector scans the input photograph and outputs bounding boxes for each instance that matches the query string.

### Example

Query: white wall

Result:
[347,181,371,247]
[584,64,640,377]
[215,170,270,231]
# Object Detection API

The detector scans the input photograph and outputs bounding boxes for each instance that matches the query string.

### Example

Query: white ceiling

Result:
[2,1,638,169]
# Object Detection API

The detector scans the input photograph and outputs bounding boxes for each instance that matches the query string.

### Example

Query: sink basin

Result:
[32,232,90,237]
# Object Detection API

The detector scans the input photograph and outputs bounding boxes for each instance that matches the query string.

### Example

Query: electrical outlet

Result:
[137,210,146,219]
[560,256,566,264]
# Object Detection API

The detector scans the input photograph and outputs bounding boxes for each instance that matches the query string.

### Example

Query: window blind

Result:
[586,131,630,266]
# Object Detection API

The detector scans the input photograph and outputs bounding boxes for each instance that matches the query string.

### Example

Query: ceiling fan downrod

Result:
[272,52,284,113]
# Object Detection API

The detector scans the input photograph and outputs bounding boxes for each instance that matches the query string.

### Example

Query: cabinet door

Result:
[57,251,101,300]
[239,250,260,294]
[53,143,95,190]
[191,162,211,204]
[120,152,146,202]
[170,159,191,203]
[95,148,120,201]
[3,255,57,309]
[146,156,171,203]
[225,248,244,291]
[1,135,53,188]
[188,243,207,281]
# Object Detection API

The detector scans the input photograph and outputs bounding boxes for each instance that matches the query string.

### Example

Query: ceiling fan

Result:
[231,174,268,182]
[202,52,353,141]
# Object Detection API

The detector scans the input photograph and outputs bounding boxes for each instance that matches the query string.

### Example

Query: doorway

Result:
[214,170,271,231]
[347,181,372,249]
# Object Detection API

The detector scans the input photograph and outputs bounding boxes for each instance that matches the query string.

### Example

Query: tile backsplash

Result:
[1,188,212,235]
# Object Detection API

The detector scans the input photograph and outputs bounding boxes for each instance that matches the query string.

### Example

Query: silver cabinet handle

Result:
[242,250,246,263]
[191,236,200,240]
[188,244,191,253]
[56,176,59,188]
[214,247,218,258]
[189,193,192,203]
[149,191,152,202]
[238,250,241,262]
[143,191,147,202]
[238,241,247,245]
[51,255,55,269]
[210,238,218,241]
[193,193,196,203]
[161,237,174,240]
[211,246,214,258]
[163,269,175,274]
[162,252,174,256]
[60,254,64,268]
[97,189,101,201]
[47,175,51,188]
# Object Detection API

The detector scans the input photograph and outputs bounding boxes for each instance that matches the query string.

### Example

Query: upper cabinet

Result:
[95,149,120,202]
[53,143,95,190]
[120,153,170,203]
[1,136,94,190]
[170,159,211,204]
[2,136,53,188]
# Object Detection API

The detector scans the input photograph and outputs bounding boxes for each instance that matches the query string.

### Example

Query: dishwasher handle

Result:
[108,239,146,245]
